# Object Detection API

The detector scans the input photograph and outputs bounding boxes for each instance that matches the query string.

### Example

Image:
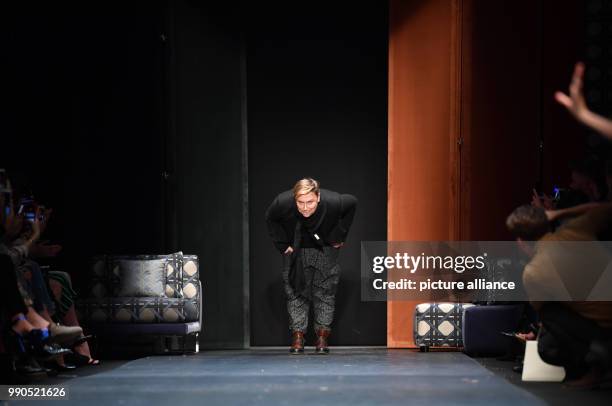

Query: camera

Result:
[552,186,565,202]
[18,197,37,222]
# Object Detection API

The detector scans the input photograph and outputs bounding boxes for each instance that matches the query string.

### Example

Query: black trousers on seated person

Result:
[0,254,28,319]
[538,303,612,379]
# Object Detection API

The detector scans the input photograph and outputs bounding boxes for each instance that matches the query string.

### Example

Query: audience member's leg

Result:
[48,277,98,364]
[25,307,50,330]
[47,271,77,321]
[0,255,29,320]
[63,304,93,359]
[539,303,611,386]
[23,260,56,317]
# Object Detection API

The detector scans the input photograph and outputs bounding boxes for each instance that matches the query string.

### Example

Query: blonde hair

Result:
[293,178,320,199]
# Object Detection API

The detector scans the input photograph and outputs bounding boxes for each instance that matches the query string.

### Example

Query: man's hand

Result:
[332,242,344,249]
[531,189,554,210]
[284,246,294,255]
[555,62,587,120]
[555,62,612,139]
[515,331,536,342]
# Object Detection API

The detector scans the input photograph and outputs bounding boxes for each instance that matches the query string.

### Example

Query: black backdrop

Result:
[3,4,167,275]
[246,3,388,346]
[2,1,387,348]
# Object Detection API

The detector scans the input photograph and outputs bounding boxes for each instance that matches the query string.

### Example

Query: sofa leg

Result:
[419,345,430,353]
[184,333,199,354]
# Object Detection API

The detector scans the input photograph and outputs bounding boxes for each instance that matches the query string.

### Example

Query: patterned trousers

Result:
[282,246,341,333]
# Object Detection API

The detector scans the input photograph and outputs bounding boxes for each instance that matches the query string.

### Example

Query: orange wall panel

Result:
[388,0,460,347]
[387,0,583,348]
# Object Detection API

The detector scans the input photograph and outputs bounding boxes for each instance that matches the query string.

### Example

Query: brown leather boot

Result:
[289,331,305,354]
[315,329,330,354]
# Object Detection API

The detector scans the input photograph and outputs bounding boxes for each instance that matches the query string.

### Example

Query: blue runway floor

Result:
[17,348,544,406]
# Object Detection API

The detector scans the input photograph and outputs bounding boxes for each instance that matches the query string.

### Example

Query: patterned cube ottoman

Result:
[414,302,474,351]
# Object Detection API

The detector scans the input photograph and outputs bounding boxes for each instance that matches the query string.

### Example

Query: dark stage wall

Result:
[3,2,249,349]
[3,6,167,271]
[169,1,247,348]
[246,4,388,346]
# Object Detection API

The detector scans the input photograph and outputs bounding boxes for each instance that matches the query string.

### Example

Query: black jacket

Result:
[265,188,358,253]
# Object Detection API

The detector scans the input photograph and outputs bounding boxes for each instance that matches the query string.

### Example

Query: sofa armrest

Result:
[198,280,203,331]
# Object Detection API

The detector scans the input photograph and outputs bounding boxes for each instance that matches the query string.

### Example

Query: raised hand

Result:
[555,62,612,139]
[531,189,554,210]
[555,62,587,120]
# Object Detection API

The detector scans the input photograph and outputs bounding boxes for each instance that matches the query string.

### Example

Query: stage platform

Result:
[21,348,611,405]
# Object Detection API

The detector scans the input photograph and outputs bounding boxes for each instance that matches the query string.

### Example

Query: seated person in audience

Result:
[14,183,98,366]
[2,201,81,338]
[1,192,70,379]
[506,202,612,388]
[0,254,75,380]
[1,176,94,368]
